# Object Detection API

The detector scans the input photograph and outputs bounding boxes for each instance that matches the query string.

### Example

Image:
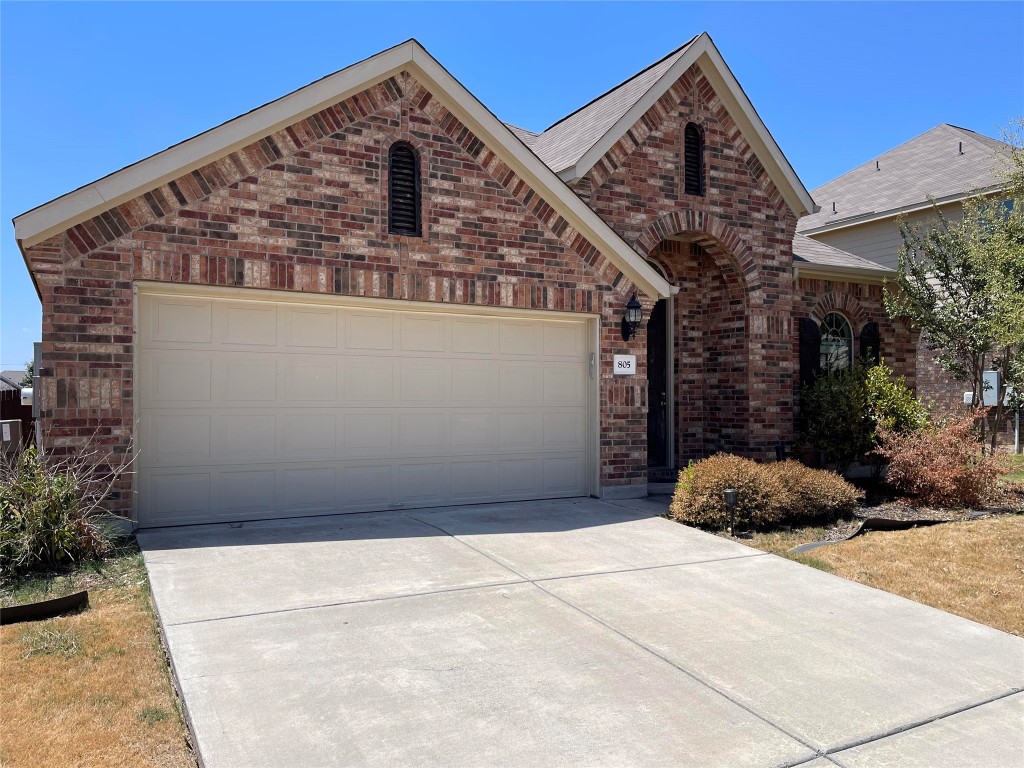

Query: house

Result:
[797,124,1012,412]
[14,35,908,528]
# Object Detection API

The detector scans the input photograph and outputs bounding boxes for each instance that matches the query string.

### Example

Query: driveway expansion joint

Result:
[821,686,1024,758]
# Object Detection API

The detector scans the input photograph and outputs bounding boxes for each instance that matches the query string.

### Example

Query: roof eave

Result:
[794,263,894,285]
[558,34,817,218]
[799,183,1010,236]
[14,40,671,300]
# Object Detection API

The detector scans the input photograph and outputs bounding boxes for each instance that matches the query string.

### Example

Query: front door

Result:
[647,299,668,467]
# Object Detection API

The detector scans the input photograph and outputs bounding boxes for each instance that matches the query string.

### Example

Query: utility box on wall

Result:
[1,419,22,455]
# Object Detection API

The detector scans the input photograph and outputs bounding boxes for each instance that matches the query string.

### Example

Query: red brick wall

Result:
[579,64,798,460]
[793,275,918,384]
[24,71,653,516]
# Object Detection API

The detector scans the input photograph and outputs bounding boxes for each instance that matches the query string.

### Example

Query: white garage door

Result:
[136,289,594,527]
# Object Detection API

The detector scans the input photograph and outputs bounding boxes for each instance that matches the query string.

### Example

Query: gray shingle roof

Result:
[526,38,697,173]
[504,124,539,148]
[798,124,1010,233]
[792,233,892,273]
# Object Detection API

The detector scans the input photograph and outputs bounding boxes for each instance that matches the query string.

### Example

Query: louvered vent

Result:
[683,123,704,197]
[388,142,421,236]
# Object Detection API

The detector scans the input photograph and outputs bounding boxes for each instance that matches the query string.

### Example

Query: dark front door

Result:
[647,299,668,467]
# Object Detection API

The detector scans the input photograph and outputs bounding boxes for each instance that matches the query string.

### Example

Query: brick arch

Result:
[633,209,762,299]
[810,291,870,332]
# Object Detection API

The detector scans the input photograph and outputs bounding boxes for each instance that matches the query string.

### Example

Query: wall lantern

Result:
[620,293,644,341]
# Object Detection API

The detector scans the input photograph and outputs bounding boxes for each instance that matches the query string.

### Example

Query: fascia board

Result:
[798,185,1007,236]
[14,42,417,248]
[794,264,894,284]
[696,44,816,217]
[562,34,817,219]
[408,46,670,299]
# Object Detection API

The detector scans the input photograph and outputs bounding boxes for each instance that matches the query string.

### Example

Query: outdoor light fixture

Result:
[620,293,644,341]
[723,488,738,536]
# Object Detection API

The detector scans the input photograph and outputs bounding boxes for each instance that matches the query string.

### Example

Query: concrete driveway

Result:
[138,498,1024,768]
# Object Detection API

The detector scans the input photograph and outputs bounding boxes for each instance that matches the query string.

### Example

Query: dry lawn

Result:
[742,515,1024,637]
[0,546,194,768]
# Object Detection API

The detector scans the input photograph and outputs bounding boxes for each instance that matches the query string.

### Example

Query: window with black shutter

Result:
[683,123,704,197]
[859,321,881,365]
[388,142,421,236]
[798,317,822,387]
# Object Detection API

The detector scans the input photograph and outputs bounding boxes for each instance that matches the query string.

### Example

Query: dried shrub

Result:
[1,441,132,577]
[670,454,784,530]
[875,416,1004,508]
[774,461,863,524]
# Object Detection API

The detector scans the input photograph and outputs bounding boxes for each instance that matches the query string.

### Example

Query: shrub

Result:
[671,454,863,531]
[801,359,928,472]
[773,461,862,524]
[0,444,127,577]
[875,416,1004,508]
[671,454,784,530]
[866,360,928,435]
[799,361,874,472]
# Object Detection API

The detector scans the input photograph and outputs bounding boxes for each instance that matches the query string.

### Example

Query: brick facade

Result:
[22,55,913,521]
[578,64,799,459]
[25,71,654,514]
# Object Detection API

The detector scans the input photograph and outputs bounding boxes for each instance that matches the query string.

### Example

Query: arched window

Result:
[683,123,705,197]
[820,312,853,372]
[388,142,421,236]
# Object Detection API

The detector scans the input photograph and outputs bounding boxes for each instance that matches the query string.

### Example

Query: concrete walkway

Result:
[138,498,1024,768]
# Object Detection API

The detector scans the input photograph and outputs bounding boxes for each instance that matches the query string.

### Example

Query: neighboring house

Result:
[14,34,905,528]
[798,124,1012,412]
[0,371,33,444]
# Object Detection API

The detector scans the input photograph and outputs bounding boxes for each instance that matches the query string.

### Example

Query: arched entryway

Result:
[645,235,752,467]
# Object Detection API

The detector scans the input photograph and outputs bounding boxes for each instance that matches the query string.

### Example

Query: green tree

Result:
[20,361,33,388]
[885,119,1024,453]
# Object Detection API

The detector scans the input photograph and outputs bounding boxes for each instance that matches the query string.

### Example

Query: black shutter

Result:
[388,143,421,236]
[799,317,822,386]
[683,123,704,196]
[860,321,881,365]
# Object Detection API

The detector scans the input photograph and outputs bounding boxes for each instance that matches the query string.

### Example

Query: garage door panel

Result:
[138,293,592,527]
[286,361,338,401]
[345,360,396,402]
[219,470,277,515]
[543,323,585,358]
[543,410,585,450]
[400,361,447,402]
[285,307,338,349]
[281,467,337,511]
[343,412,395,457]
[341,465,393,507]
[394,461,448,504]
[398,412,448,453]
[223,359,279,402]
[149,413,212,464]
[222,414,277,460]
[347,311,394,350]
[451,413,496,452]
[284,413,337,457]
[142,352,213,405]
[451,317,494,354]
[400,314,446,352]
[543,456,585,493]
[144,297,213,345]
[451,363,496,401]
[499,320,541,356]
[223,304,278,346]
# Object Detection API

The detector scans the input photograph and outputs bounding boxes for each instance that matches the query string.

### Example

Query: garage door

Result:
[136,289,594,527]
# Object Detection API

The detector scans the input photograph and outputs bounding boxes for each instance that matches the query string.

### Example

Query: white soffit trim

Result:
[15,40,670,299]
[794,264,893,284]
[560,33,818,219]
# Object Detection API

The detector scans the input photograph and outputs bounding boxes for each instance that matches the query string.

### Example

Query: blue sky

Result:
[2,1,1022,370]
